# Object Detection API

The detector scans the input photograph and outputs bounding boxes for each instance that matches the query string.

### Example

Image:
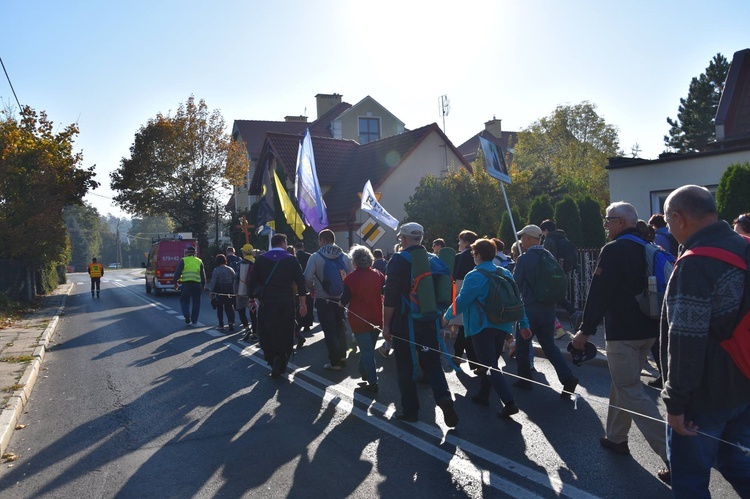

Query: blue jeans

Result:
[516,308,573,384]
[668,402,750,498]
[393,324,450,417]
[180,281,202,323]
[471,328,514,405]
[355,330,380,384]
[315,298,347,365]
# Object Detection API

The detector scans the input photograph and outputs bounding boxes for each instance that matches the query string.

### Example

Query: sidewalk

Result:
[0,283,71,456]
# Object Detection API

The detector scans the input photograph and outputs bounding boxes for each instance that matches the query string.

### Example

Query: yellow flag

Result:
[272,168,306,239]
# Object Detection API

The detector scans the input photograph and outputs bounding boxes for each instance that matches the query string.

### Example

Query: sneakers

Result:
[217,324,225,331]
[437,398,459,428]
[561,376,579,399]
[378,346,391,358]
[599,436,630,455]
[497,402,519,419]
[185,316,191,324]
[356,382,379,393]
[554,326,568,340]
[227,324,234,332]
[323,363,342,371]
[657,466,671,485]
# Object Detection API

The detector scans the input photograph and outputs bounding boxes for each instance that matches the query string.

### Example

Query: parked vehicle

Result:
[143,235,199,296]
[108,263,122,269]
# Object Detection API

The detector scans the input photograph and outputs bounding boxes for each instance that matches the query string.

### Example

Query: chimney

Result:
[284,115,308,123]
[484,117,502,138]
[316,93,343,118]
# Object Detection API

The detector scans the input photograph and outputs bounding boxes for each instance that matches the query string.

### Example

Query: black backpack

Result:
[476,268,525,323]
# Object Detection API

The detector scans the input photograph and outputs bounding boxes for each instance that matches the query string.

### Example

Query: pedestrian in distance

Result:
[88,257,103,298]
[571,202,670,484]
[340,245,385,394]
[249,233,308,378]
[372,248,388,274]
[382,222,459,428]
[661,185,750,497]
[304,229,354,371]
[432,238,446,253]
[207,254,236,332]
[443,238,526,419]
[225,246,242,273]
[512,225,579,399]
[174,246,206,325]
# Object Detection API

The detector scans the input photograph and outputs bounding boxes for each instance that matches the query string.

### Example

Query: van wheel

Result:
[146,281,152,294]
[154,286,162,297]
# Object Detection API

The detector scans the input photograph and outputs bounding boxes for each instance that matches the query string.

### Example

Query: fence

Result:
[567,248,600,311]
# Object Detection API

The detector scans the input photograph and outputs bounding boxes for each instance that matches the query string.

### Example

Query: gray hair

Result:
[349,244,374,268]
[606,202,638,226]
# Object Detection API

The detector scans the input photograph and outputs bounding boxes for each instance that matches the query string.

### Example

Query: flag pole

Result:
[500,183,520,250]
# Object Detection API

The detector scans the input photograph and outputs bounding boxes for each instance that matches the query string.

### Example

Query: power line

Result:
[0,56,22,111]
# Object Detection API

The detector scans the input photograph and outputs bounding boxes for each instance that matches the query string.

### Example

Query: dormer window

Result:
[359,117,380,144]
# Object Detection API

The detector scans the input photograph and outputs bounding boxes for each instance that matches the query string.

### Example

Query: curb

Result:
[0,283,72,456]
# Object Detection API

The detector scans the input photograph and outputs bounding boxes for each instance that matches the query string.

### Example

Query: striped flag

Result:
[272,167,306,239]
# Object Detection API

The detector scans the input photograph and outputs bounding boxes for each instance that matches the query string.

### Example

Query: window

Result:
[358,117,380,144]
[650,185,717,214]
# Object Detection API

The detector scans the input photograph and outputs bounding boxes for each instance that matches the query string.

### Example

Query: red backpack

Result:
[678,236,750,379]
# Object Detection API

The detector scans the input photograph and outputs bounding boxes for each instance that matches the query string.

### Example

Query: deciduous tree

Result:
[512,102,621,208]
[0,107,98,268]
[111,96,249,248]
[665,54,730,153]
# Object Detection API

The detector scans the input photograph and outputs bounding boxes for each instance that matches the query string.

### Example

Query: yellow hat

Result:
[241,243,254,254]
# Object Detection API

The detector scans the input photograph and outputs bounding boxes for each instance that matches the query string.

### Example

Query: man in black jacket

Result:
[249,234,308,378]
[572,202,669,483]
[661,185,750,496]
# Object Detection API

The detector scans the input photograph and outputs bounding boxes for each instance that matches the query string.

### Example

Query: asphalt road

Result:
[0,271,739,498]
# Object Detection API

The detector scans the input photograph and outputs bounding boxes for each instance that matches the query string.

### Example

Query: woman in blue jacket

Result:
[443,238,531,419]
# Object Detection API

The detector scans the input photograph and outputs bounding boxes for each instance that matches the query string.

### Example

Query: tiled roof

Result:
[308,102,352,137]
[248,133,358,194]
[457,129,518,164]
[249,123,471,225]
[233,120,308,161]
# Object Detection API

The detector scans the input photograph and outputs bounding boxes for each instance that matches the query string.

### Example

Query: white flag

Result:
[360,180,399,230]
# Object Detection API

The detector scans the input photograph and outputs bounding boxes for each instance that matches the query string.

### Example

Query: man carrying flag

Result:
[296,129,328,232]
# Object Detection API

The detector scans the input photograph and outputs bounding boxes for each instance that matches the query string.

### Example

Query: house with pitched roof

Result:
[608,48,750,218]
[249,123,471,252]
[231,93,405,213]
[456,117,518,165]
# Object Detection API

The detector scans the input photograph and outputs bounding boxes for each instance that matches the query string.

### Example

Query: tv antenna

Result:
[438,95,450,134]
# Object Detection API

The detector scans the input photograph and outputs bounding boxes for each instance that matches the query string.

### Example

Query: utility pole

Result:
[115,219,122,268]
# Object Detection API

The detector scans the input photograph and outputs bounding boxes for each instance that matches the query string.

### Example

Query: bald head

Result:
[664,185,718,243]
[665,185,717,221]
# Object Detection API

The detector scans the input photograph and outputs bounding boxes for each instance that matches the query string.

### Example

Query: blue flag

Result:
[295,129,328,232]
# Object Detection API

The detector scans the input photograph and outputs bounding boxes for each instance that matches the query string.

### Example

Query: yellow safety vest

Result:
[180,256,202,283]
[88,263,103,278]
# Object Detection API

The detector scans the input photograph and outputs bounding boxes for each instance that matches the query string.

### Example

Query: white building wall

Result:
[609,150,750,218]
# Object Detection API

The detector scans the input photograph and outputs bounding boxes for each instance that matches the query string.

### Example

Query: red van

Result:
[144,237,200,296]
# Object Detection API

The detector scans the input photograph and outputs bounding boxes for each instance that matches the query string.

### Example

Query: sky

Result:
[3,0,749,219]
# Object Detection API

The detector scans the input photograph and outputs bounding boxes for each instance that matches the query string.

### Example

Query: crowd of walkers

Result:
[171,186,750,498]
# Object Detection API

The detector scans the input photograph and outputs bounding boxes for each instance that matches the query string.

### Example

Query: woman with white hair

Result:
[340,244,385,393]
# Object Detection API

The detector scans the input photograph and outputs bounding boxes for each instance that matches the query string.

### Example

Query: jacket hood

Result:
[318,244,346,259]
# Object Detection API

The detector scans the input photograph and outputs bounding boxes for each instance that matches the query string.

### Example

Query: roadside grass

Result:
[2,383,23,393]
[0,355,34,364]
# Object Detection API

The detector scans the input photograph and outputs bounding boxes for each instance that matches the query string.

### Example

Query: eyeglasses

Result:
[604,216,622,222]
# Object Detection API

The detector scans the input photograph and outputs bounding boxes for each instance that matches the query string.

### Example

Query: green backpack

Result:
[476,268,525,323]
[530,249,568,305]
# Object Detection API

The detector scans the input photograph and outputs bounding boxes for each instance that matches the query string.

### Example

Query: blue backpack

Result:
[620,234,676,319]
[316,253,348,296]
